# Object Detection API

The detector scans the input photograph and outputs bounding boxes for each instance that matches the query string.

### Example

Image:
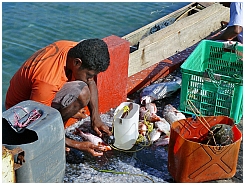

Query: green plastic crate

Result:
[179,40,243,124]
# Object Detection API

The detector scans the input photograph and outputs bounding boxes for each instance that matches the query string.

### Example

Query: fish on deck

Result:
[140,76,182,104]
[74,128,112,151]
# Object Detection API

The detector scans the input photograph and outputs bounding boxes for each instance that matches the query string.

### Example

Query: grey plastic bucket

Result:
[2,100,65,183]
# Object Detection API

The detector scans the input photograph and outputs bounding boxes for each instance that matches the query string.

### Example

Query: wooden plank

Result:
[127,44,198,94]
[122,2,197,46]
[127,3,229,77]
[198,2,215,7]
[139,3,228,48]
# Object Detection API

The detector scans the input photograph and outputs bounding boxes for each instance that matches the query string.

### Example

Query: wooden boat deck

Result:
[123,2,230,94]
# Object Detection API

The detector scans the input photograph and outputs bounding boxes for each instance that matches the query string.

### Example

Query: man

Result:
[210,2,243,43]
[5,39,112,156]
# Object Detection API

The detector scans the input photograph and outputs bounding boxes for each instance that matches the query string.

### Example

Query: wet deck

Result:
[64,69,243,183]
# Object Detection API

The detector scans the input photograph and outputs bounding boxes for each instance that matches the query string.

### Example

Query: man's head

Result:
[67,39,110,82]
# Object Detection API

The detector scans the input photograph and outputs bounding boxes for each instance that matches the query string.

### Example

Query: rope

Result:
[12,106,42,128]
[123,105,130,113]
[175,6,197,22]
[143,113,154,133]
[206,69,221,88]
[109,143,146,153]
[187,100,211,129]
[187,100,217,145]
[90,166,155,183]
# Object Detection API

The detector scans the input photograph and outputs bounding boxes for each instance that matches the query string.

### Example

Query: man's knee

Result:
[51,81,90,122]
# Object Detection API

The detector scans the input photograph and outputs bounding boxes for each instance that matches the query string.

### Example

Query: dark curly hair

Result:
[68,39,110,72]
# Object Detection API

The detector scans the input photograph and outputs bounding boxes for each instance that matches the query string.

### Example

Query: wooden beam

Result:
[127,3,229,77]
[122,2,197,46]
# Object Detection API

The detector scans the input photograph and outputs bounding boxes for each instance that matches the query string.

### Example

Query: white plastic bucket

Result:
[113,102,140,150]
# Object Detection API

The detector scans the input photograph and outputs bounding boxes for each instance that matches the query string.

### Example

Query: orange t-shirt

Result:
[5,40,78,110]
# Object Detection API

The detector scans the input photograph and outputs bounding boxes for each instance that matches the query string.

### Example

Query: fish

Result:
[149,128,162,142]
[154,136,170,147]
[140,76,182,104]
[154,118,170,136]
[74,128,112,151]
[138,121,147,136]
[162,104,186,124]
[139,103,161,122]
[145,102,157,114]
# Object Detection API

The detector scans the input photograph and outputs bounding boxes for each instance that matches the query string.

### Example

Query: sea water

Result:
[2,2,190,111]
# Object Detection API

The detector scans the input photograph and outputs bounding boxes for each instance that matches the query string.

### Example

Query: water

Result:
[2,2,190,111]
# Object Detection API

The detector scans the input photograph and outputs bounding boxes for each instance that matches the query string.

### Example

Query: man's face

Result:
[72,67,98,84]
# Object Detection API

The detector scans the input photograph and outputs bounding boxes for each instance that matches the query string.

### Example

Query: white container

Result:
[113,102,140,150]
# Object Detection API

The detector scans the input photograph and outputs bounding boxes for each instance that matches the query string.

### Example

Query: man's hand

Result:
[208,26,243,42]
[91,116,112,137]
[77,141,104,157]
[65,138,104,157]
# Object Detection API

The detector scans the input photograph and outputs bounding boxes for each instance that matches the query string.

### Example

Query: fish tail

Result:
[98,143,112,151]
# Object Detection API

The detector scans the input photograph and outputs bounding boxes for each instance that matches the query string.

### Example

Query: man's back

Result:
[5,40,77,109]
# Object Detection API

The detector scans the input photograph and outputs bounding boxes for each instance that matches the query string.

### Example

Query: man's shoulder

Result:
[231,2,243,10]
[54,40,78,46]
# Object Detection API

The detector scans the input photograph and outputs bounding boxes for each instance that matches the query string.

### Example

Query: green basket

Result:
[179,40,243,124]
